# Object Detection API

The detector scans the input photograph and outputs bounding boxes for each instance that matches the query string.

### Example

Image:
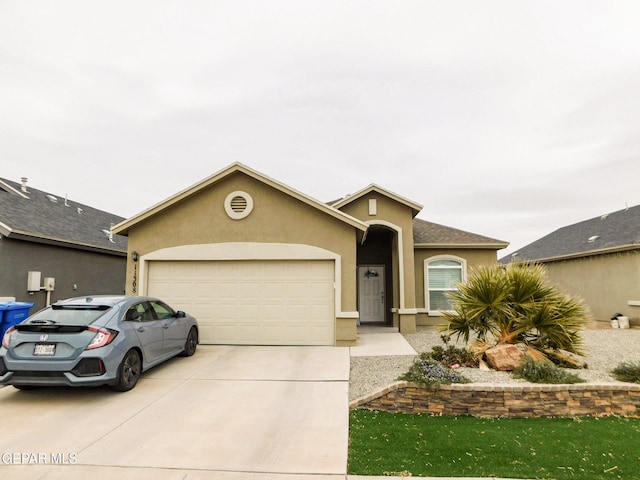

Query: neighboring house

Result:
[500,204,640,325]
[0,177,127,311]
[113,163,507,346]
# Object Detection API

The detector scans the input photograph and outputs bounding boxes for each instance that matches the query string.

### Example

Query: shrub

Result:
[611,361,640,383]
[442,263,592,366]
[512,356,586,384]
[424,338,479,368]
[399,355,471,387]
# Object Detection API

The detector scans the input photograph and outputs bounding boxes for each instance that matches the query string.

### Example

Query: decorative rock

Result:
[484,344,524,371]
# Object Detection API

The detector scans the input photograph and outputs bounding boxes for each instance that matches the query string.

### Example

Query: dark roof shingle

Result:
[501,204,640,263]
[413,218,508,247]
[0,178,127,254]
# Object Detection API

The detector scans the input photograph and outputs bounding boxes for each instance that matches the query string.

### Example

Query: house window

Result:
[425,257,466,314]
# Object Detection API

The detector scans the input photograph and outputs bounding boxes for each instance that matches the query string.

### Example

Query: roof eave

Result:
[332,184,423,217]
[113,162,368,234]
[2,229,127,256]
[414,242,510,250]
[0,221,13,237]
[513,243,640,263]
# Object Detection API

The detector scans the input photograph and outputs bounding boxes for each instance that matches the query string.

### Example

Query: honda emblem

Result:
[40,334,49,342]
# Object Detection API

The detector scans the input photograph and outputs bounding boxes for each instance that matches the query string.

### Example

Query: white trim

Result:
[113,162,368,234]
[424,254,467,315]
[368,199,377,216]
[0,179,29,199]
[332,183,423,215]
[138,242,348,319]
[415,242,509,250]
[224,191,254,220]
[0,221,14,235]
[364,220,407,311]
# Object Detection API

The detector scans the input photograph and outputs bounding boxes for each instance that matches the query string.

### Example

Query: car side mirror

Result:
[176,311,186,318]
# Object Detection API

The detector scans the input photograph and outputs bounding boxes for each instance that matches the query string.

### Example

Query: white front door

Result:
[358,265,385,323]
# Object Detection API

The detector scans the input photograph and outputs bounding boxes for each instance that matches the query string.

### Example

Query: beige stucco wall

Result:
[414,248,499,326]
[338,193,417,310]
[338,193,419,332]
[543,250,640,325]
[124,171,360,314]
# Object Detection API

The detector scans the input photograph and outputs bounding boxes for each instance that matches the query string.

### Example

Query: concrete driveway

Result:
[0,345,350,479]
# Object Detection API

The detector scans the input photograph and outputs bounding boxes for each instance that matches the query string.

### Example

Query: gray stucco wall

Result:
[0,236,126,312]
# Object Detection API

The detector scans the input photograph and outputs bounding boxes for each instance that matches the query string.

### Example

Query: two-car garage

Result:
[146,259,336,345]
[113,163,367,347]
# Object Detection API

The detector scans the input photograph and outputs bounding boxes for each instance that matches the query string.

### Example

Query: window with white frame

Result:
[425,257,466,314]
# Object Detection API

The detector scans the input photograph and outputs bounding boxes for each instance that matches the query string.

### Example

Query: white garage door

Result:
[146,260,335,345]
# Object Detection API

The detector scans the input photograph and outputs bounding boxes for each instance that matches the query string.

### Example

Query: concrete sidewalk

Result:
[1,332,517,480]
[350,326,417,357]
[0,346,350,479]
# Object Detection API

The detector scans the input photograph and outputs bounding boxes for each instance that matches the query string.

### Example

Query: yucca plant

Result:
[512,356,586,384]
[611,361,640,383]
[442,263,591,366]
[399,356,471,387]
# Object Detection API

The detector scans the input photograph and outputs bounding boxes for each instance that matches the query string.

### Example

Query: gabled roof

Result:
[501,204,640,264]
[413,218,508,249]
[0,178,127,255]
[330,184,423,217]
[113,162,368,235]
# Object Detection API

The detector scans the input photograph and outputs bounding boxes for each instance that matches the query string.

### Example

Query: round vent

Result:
[224,191,254,220]
[230,195,247,213]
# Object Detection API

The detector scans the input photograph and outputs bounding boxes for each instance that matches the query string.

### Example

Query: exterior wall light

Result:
[131,251,139,262]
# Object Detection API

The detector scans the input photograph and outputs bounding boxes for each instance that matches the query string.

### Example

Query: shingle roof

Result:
[500,204,640,264]
[413,218,508,248]
[113,162,368,235]
[0,178,127,254]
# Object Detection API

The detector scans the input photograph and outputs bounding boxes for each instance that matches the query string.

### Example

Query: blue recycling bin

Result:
[0,302,35,339]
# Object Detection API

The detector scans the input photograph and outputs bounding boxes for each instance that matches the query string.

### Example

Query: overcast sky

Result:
[2,1,640,257]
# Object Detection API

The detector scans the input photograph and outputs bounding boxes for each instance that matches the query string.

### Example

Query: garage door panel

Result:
[147,260,335,345]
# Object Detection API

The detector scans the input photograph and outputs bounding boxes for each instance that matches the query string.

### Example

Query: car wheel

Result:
[181,327,198,357]
[111,349,142,392]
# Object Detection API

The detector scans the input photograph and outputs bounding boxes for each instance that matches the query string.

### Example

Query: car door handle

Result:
[137,327,145,332]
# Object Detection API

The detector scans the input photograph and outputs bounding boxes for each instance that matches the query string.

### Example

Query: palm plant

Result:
[442,263,591,365]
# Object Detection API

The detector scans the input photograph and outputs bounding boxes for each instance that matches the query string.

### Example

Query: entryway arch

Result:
[357,221,406,325]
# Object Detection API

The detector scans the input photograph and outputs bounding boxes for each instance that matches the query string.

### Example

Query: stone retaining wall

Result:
[350,382,640,418]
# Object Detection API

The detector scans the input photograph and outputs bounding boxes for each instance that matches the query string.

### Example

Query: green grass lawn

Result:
[349,409,640,479]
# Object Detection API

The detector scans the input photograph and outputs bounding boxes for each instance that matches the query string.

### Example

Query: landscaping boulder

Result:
[485,344,524,371]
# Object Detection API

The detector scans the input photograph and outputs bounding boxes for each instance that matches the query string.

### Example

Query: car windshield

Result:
[26,305,111,326]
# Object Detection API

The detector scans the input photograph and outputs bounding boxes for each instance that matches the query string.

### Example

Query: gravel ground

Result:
[349,326,640,401]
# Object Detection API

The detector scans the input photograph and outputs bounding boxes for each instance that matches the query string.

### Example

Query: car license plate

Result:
[34,344,56,356]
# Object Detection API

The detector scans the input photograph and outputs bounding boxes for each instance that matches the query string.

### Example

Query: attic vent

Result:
[230,195,247,213]
[588,235,599,243]
[224,191,254,220]
[101,229,115,243]
[46,194,58,203]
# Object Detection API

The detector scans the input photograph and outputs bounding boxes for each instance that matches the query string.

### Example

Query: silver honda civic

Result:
[0,295,198,392]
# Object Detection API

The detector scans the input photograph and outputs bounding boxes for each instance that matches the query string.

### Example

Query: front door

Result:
[358,265,385,323]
